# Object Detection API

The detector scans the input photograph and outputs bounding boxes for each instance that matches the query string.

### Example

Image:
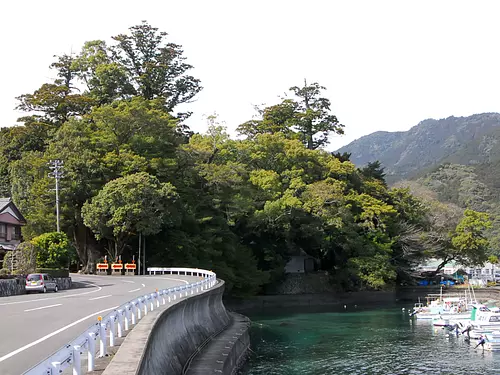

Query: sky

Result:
[2,0,500,151]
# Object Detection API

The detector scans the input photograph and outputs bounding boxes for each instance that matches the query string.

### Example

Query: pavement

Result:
[0,273,200,375]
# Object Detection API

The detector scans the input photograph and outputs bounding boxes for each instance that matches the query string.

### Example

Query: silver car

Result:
[25,273,58,293]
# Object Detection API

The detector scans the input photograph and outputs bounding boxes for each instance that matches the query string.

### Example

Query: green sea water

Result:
[238,303,500,375]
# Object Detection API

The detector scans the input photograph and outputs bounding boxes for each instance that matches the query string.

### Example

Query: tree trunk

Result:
[434,257,453,274]
[72,222,101,274]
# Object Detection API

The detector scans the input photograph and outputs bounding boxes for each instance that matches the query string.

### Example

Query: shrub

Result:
[6,242,37,275]
[35,268,69,278]
[2,251,13,271]
[0,269,9,276]
[32,232,71,269]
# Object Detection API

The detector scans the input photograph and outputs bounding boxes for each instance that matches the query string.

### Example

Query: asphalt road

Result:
[0,273,200,375]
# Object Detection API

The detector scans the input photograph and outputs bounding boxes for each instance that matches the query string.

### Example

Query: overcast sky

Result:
[2,0,500,150]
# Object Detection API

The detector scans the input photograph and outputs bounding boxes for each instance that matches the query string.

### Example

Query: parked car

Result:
[25,273,58,293]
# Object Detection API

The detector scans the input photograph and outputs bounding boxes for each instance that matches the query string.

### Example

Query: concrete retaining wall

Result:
[0,279,25,296]
[184,312,251,375]
[103,280,239,375]
[0,277,72,297]
[223,314,251,375]
[264,273,336,294]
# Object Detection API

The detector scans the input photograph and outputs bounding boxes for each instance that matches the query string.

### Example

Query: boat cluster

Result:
[410,287,500,351]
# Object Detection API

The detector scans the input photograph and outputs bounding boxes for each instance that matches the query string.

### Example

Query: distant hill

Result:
[336,113,500,182]
[337,113,500,250]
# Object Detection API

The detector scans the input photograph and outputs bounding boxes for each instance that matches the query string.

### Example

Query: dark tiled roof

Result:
[0,198,27,224]
[0,198,11,213]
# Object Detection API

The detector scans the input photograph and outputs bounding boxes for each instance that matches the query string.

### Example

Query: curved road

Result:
[0,273,200,375]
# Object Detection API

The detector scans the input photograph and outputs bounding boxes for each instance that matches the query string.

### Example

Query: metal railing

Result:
[24,268,217,375]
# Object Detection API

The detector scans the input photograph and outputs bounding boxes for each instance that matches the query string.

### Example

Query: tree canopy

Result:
[1,22,493,296]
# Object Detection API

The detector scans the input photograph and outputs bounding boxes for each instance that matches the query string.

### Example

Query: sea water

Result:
[238,303,500,375]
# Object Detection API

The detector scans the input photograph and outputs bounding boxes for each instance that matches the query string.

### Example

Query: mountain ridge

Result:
[336,112,500,182]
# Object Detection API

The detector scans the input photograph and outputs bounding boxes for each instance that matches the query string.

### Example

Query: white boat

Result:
[456,304,500,341]
[412,296,470,320]
[411,282,478,320]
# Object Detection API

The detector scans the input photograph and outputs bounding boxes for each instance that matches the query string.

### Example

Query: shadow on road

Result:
[70,281,115,289]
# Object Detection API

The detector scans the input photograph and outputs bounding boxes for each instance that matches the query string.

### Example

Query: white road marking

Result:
[141,283,146,287]
[24,304,62,312]
[0,305,118,363]
[88,295,112,301]
[153,277,190,285]
[122,280,135,284]
[0,282,103,307]
[128,288,141,293]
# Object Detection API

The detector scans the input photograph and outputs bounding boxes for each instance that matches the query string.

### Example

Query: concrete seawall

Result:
[103,280,249,375]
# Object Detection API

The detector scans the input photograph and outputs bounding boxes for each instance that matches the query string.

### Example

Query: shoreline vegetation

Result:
[0,22,494,298]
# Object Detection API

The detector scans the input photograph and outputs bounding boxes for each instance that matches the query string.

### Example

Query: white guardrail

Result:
[24,267,217,375]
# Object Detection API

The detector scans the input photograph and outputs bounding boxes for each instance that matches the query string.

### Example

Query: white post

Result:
[131,303,137,325]
[72,345,81,375]
[99,323,107,357]
[51,361,61,374]
[109,317,115,347]
[124,305,130,330]
[150,294,154,311]
[87,332,96,371]
[137,300,142,319]
[161,291,166,305]
[117,310,123,337]
[143,298,148,315]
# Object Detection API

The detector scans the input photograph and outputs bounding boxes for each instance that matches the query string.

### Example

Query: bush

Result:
[35,268,70,278]
[0,269,9,276]
[32,232,71,269]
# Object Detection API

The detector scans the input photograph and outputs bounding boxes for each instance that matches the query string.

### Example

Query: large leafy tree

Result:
[82,172,178,260]
[74,22,202,119]
[237,80,344,150]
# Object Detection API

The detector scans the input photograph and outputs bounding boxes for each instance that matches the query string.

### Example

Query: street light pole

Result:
[138,233,142,275]
[48,160,64,232]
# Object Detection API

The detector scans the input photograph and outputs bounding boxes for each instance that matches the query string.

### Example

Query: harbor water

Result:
[238,303,500,375]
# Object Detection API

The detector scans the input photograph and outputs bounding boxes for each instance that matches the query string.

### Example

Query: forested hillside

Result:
[0,23,491,295]
[338,113,500,255]
[337,113,500,182]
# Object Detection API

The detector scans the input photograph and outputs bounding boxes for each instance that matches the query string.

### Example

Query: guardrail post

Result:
[190,284,194,295]
[143,297,148,315]
[51,361,61,374]
[167,290,171,303]
[156,291,160,307]
[124,305,130,330]
[109,316,116,347]
[132,302,138,323]
[137,300,142,320]
[99,323,107,357]
[185,286,188,297]
[72,345,81,375]
[161,290,166,305]
[150,293,155,311]
[117,310,123,337]
[87,332,96,371]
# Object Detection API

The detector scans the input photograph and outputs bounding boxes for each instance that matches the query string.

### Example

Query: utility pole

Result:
[143,235,146,276]
[48,160,64,232]
[138,233,142,275]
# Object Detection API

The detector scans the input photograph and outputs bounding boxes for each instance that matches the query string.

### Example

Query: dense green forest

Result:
[0,23,492,296]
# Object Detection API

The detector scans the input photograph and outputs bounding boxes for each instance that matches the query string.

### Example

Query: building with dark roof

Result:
[0,198,27,264]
